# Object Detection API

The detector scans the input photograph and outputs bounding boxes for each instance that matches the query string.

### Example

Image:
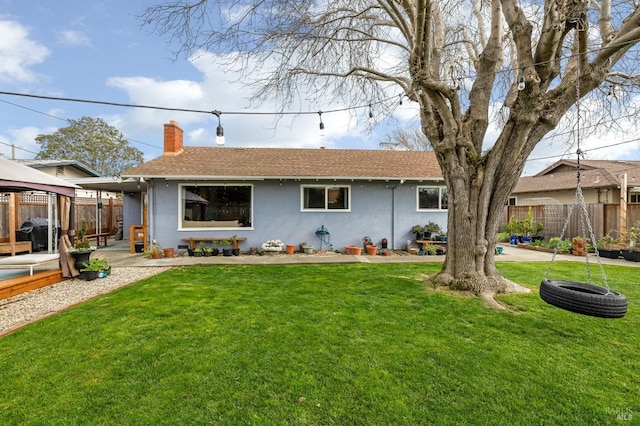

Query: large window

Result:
[180,184,252,228]
[302,185,350,211]
[417,186,448,210]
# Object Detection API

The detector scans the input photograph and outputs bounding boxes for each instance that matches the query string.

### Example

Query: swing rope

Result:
[543,21,610,293]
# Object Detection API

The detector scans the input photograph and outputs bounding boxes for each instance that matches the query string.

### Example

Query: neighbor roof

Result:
[122,147,442,181]
[514,159,640,194]
[14,159,101,177]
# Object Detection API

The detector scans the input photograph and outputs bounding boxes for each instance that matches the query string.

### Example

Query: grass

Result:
[0,262,637,424]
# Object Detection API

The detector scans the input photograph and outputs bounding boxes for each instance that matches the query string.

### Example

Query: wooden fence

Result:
[504,203,640,241]
[0,194,122,241]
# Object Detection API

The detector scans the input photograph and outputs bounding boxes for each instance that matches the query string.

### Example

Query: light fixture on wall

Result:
[213,110,225,146]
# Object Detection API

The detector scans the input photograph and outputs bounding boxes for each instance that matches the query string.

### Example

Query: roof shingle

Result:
[123,147,442,180]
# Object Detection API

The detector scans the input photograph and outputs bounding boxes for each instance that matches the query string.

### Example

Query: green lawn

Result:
[0,262,637,424]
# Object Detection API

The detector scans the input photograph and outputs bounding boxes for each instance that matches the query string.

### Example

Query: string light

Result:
[318,111,325,136]
[518,76,526,91]
[213,111,225,146]
[368,103,374,123]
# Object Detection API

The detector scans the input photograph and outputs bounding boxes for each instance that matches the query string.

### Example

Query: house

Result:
[512,159,640,205]
[509,159,640,238]
[121,121,447,250]
[13,159,101,180]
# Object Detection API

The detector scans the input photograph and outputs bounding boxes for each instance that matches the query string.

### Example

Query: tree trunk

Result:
[429,131,530,297]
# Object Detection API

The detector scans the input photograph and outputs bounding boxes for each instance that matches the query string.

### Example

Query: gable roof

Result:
[122,147,442,181]
[514,159,640,194]
[14,159,101,177]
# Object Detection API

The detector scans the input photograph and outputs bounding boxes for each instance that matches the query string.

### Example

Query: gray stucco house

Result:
[122,121,447,251]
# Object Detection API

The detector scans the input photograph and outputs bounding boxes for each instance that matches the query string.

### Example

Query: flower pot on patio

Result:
[286,245,295,254]
[366,245,378,255]
[345,245,362,255]
[163,247,175,258]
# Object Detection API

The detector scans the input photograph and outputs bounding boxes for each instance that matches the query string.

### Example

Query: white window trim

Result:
[416,186,448,211]
[300,184,351,212]
[178,183,254,231]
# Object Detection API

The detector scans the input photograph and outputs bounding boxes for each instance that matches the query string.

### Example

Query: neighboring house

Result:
[121,121,447,250]
[512,159,640,205]
[510,159,640,238]
[13,159,101,180]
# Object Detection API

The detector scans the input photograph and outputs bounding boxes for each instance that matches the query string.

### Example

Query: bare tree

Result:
[141,0,640,301]
[380,128,433,151]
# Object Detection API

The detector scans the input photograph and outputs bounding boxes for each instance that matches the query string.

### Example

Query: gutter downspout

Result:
[389,179,405,250]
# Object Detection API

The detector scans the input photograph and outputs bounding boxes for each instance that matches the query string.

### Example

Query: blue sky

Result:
[0,0,420,167]
[1,0,638,176]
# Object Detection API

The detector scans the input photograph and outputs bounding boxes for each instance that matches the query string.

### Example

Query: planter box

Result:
[622,250,640,262]
[598,249,621,259]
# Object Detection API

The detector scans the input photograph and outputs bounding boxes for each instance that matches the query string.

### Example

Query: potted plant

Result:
[220,239,233,256]
[365,244,378,255]
[94,258,111,278]
[596,232,621,259]
[622,223,640,261]
[69,219,96,276]
[80,257,104,281]
[424,222,442,240]
[423,243,438,255]
[410,225,424,241]
[145,243,163,259]
[505,215,522,245]
[531,221,544,242]
[519,207,535,243]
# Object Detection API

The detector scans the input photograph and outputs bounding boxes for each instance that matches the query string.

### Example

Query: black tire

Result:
[540,279,628,319]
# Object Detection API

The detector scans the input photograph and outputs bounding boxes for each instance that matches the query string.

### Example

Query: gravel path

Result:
[0,267,171,336]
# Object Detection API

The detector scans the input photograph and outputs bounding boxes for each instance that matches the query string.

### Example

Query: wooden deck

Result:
[0,269,64,300]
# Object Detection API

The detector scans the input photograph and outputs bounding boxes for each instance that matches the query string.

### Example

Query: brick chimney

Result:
[163,120,184,155]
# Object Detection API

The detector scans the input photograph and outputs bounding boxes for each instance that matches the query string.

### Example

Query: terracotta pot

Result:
[366,245,378,256]
[345,245,362,255]
[151,252,162,259]
[286,245,295,255]
[163,247,175,258]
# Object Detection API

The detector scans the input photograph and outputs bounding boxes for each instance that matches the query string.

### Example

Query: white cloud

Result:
[105,53,366,151]
[57,29,91,46]
[0,19,50,83]
[0,125,54,159]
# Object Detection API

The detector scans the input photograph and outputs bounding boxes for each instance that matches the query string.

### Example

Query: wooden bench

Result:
[77,233,110,247]
[0,241,32,256]
[180,237,247,250]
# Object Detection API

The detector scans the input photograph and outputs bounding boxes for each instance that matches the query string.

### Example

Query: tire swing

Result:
[540,36,627,318]
[540,159,627,318]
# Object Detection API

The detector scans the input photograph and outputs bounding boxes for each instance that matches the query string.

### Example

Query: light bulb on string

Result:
[213,110,225,146]
[517,76,526,91]
[318,111,325,136]
[368,103,374,123]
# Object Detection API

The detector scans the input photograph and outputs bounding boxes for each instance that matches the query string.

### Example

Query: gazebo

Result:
[0,157,79,277]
